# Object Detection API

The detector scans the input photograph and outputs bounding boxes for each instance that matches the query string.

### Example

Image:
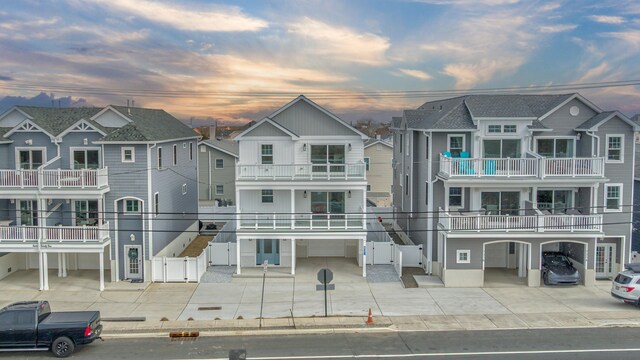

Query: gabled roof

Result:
[575,111,640,131]
[234,117,299,140]
[199,138,239,158]
[528,120,552,131]
[364,138,392,149]
[464,95,537,119]
[391,116,403,129]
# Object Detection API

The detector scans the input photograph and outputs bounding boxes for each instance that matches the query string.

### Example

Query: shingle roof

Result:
[200,138,239,157]
[575,111,615,131]
[391,116,403,128]
[1,105,199,142]
[528,120,550,130]
[464,95,536,118]
[364,138,392,148]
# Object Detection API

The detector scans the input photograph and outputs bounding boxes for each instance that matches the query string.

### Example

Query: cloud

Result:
[395,68,432,80]
[576,62,610,83]
[0,75,13,81]
[81,0,268,32]
[588,15,625,24]
[413,0,519,5]
[539,24,577,33]
[287,17,390,66]
[602,30,640,50]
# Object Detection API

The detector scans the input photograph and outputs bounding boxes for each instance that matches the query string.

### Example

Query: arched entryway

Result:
[540,240,587,286]
[483,240,531,287]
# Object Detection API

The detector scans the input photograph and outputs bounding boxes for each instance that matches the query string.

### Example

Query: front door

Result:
[596,243,616,279]
[125,245,142,279]
[256,239,279,266]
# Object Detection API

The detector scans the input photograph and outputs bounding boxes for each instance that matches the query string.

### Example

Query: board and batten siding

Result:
[239,139,294,165]
[270,100,359,137]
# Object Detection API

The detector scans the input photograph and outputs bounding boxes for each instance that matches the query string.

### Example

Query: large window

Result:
[261,144,273,164]
[448,135,465,157]
[19,200,37,226]
[537,190,573,214]
[73,149,100,169]
[310,192,345,217]
[536,138,575,158]
[483,139,520,158]
[18,149,43,169]
[606,135,623,163]
[311,144,345,172]
[261,189,273,203]
[605,184,622,212]
[481,191,520,215]
[75,200,98,226]
[449,187,463,208]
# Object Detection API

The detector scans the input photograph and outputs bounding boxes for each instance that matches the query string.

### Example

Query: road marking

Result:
[200,348,640,360]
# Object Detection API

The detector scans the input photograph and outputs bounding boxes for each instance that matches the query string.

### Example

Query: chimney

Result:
[210,120,217,140]
[376,134,381,139]
[131,100,135,107]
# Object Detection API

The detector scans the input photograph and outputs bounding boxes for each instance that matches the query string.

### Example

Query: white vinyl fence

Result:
[152,250,207,283]
[207,242,237,266]
[393,247,403,278]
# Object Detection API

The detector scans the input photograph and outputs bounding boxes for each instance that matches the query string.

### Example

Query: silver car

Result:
[611,263,640,306]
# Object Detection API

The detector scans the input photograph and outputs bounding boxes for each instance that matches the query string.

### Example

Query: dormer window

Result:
[488,125,501,133]
[504,125,517,133]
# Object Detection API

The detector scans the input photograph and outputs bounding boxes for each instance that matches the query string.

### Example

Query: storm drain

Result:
[198,306,222,311]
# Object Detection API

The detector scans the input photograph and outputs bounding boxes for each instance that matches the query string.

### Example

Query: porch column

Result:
[57,253,63,277]
[290,189,295,229]
[444,183,450,211]
[98,197,104,224]
[42,252,49,291]
[62,253,67,277]
[38,252,44,290]
[362,237,367,277]
[291,238,296,275]
[593,184,599,213]
[236,239,241,275]
[99,251,105,291]
[362,187,367,229]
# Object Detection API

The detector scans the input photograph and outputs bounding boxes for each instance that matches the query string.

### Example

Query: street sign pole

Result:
[324,270,327,317]
[259,260,268,329]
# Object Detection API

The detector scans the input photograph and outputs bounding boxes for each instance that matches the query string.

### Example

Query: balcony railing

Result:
[0,168,109,190]
[439,155,604,179]
[438,208,602,233]
[236,163,366,180]
[237,214,366,231]
[0,222,110,245]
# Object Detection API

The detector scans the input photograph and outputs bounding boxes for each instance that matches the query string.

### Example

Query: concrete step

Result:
[414,275,444,288]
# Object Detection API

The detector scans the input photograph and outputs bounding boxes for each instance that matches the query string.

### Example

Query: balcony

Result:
[237,214,366,231]
[0,222,111,247]
[439,155,604,180]
[236,163,366,181]
[0,168,109,191]
[438,208,602,234]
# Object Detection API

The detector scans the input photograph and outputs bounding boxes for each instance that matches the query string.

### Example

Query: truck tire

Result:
[52,336,75,358]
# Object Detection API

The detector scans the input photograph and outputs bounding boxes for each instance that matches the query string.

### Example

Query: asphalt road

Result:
[4,327,640,359]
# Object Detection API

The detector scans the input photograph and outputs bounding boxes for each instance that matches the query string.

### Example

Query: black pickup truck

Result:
[0,301,102,357]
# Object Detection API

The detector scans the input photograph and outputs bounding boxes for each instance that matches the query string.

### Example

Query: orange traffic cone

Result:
[366,308,374,325]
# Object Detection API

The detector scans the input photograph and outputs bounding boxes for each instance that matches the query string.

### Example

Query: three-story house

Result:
[233,96,369,275]
[392,94,638,287]
[0,105,200,290]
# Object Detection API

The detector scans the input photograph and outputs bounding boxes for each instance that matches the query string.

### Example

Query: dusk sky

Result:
[1,0,640,124]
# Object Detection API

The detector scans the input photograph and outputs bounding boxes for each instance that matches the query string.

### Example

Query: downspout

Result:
[423,131,435,274]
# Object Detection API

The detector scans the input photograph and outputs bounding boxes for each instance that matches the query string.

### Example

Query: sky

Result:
[1,0,640,125]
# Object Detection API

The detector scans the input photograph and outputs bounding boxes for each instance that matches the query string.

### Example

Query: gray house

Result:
[0,105,200,289]
[392,94,638,287]
[198,138,238,206]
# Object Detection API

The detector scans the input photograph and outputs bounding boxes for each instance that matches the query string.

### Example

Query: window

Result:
[154,193,159,216]
[449,187,463,208]
[364,157,370,171]
[122,147,135,163]
[262,189,274,203]
[189,143,193,161]
[503,125,517,133]
[261,144,273,164]
[215,158,224,169]
[367,185,371,191]
[405,174,409,195]
[173,144,177,166]
[17,149,44,169]
[488,125,501,133]
[399,134,403,154]
[605,184,622,212]
[72,149,100,169]
[182,183,187,195]
[606,135,624,162]
[216,185,224,195]
[536,138,575,158]
[425,136,429,159]
[457,250,470,264]
[425,182,429,205]
[448,135,465,157]
[310,145,345,173]
[157,147,163,169]
[19,200,37,226]
[75,200,98,226]
[537,190,573,214]
[483,139,521,158]
[125,199,140,213]
[481,191,520,215]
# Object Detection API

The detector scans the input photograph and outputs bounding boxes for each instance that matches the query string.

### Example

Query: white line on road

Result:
[200,348,640,360]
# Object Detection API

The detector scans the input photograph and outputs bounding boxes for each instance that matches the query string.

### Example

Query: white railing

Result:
[0,168,109,190]
[438,208,602,233]
[0,222,110,244]
[236,163,366,180]
[540,158,604,177]
[237,213,365,230]
[439,155,605,179]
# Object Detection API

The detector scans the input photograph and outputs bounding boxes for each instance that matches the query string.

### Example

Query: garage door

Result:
[308,239,346,257]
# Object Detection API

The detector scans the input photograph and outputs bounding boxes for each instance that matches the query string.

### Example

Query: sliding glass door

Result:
[536,138,575,158]
[310,145,345,173]
[537,190,573,214]
[481,192,520,215]
[483,139,521,158]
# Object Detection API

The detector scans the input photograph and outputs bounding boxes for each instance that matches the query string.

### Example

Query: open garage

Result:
[540,241,587,286]
[483,241,531,287]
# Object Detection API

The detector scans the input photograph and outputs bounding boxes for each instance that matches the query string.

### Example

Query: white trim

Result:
[605,134,624,163]
[4,119,56,139]
[364,140,393,149]
[15,147,46,170]
[121,147,135,163]
[604,183,623,212]
[182,183,187,195]
[538,94,602,121]
[198,141,238,158]
[260,143,274,165]
[0,106,33,122]
[93,136,200,145]
[123,245,142,280]
[69,146,101,169]
[234,117,299,140]
[57,119,106,138]
[124,199,142,215]
[533,136,577,157]
[575,111,640,131]
[447,134,465,156]
[456,249,470,264]
[215,158,224,169]
[90,106,134,123]
[482,240,532,272]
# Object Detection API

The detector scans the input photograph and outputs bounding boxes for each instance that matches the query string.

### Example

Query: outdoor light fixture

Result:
[348,190,352,198]
[83,138,88,145]
[303,144,307,151]
[348,144,352,151]
[130,234,135,242]
[25,139,32,145]
[304,190,307,198]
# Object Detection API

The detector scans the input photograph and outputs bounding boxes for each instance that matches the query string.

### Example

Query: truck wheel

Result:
[52,336,75,358]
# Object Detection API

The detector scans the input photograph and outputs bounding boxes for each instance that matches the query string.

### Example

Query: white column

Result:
[99,251,105,291]
[444,183,450,211]
[362,237,367,277]
[42,252,49,291]
[362,187,367,229]
[291,238,296,275]
[62,253,67,277]
[593,184,599,214]
[57,253,63,277]
[290,189,295,229]
[236,239,241,275]
[38,252,44,291]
